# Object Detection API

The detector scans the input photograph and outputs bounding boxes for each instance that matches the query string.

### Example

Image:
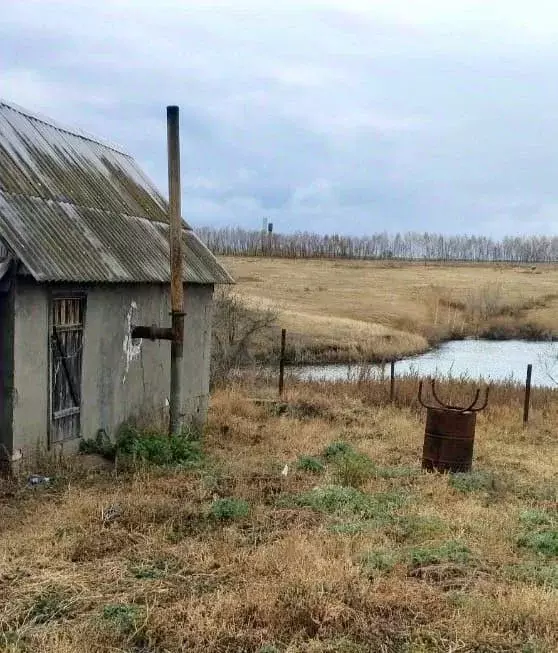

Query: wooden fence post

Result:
[390,361,395,403]
[279,328,286,397]
[523,364,532,426]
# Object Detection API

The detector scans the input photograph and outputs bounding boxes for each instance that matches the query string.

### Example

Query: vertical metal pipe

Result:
[390,360,395,403]
[523,363,532,426]
[278,328,286,397]
[167,105,184,436]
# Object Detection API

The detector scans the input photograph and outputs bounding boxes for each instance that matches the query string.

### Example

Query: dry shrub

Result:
[211,288,277,387]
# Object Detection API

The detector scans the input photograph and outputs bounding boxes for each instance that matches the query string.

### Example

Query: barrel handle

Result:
[431,379,480,412]
[418,379,490,413]
[469,386,490,412]
[418,380,437,410]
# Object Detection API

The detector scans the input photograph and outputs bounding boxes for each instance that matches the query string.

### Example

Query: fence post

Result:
[278,328,286,397]
[390,360,395,403]
[523,363,532,426]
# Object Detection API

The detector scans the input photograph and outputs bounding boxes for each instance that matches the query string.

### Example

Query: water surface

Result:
[292,339,558,388]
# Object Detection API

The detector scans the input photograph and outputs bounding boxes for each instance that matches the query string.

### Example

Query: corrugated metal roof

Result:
[0,100,234,284]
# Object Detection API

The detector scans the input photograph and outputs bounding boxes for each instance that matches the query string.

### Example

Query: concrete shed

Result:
[0,100,233,464]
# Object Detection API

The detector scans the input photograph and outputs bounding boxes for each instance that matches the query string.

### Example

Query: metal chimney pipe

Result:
[167,105,184,436]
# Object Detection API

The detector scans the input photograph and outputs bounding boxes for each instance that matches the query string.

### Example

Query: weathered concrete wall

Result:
[11,280,214,456]
[0,280,15,460]
[11,282,49,454]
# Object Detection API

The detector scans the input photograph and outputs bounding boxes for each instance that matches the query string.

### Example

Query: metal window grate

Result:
[50,296,85,443]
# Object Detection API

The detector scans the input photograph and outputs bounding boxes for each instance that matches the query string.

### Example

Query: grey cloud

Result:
[2,2,558,235]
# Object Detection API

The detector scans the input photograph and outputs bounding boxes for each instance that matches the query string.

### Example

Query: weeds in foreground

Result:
[3,381,558,652]
[284,485,407,521]
[79,423,202,467]
[518,531,558,557]
[409,541,473,567]
[296,455,325,474]
[506,562,558,589]
[210,497,250,521]
[101,604,142,635]
[517,509,558,557]
[359,550,399,576]
[27,586,76,625]
[449,470,497,493]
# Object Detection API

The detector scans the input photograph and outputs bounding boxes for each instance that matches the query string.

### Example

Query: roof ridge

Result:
[0,99,129,156]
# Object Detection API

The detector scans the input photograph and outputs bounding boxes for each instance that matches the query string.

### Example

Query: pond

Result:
[292,339,558,388]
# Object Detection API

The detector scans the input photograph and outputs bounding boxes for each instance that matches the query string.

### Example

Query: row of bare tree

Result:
[197,226,558,262]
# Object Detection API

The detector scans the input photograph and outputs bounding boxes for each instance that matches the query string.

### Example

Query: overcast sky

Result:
[2,1,558,236]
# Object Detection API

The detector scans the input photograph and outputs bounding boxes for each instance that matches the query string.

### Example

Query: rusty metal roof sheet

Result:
[0,101,233,284]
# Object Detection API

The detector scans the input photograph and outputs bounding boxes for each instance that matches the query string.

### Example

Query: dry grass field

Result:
[1,376,558,652]
[220,257,558,362]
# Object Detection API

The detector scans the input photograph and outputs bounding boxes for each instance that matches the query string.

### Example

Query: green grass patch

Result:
[518,530,558,557]
[409,540,472,567]
[373,465,418,479]
[448,470,496,493]
[359,550,399,576]
[506,561,558,589]
[128,557,178,580]
[210,497,250,521]
[283,485,406,520]
[323,441,418,487]
[79,423,202,468]
[296,455,325,474]
[328,521,369,535]
[27,586,75,625]
[332,451,376,488]
[519,509,556,528]
[323,441,354,459]
[517,508,558,557]
[102,604,142,635]
[388,514,448,543]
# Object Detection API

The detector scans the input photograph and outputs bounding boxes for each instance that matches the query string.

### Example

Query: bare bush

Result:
[211,289,277,387]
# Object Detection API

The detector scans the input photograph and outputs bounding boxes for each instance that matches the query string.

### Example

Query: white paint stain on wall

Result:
[122,301,142,384]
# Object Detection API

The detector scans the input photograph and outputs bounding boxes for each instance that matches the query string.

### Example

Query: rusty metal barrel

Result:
[418,380,489,474]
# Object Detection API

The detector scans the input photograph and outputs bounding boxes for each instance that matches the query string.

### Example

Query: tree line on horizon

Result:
[196,226,558,263]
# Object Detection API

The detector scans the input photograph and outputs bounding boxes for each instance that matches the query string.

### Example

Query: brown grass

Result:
[1,377,558,652]
[221,257,558,362]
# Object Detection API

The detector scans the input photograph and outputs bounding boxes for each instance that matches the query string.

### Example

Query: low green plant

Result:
[258,646,280,653]
[519,509,556,528]
[78,428,116,460]
[79,424,203,467]
[129,557,177,580]
[329,521,368,535]
[28,586,74,624]
[333,451,376,488]
[518,530,558,557]
[285,485,406,520]
[102,604,141,635]
[210,497,250,521]
[388,514,448,542]
[448,470,496,493]
[115,424,202,467]
[373,465,418,479]
[409,540,472,567]
[323,441,354,459]
[296,455,325,474]
[506,561,558,588]
[517,508,558,557]
[359,550,399,575]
